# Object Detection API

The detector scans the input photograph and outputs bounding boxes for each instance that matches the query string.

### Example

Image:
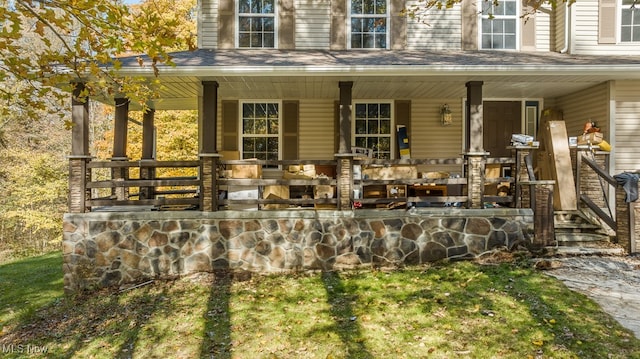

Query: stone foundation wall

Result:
[63,209,534,293]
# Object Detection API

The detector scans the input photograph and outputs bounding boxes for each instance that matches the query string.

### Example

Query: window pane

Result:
[367,120,378,134]
[362,34,374,48]
[355,137,367,148]
[379,137,390,152]
[505,19,516,33]
[482,19,492,33]
[379,103,391,118]
[492,34,503,48]
[239,17,251,31]
[356,119,367,134]
[267,137,278,152]
[482,34,492,48]
[268,119,278,134]
[239,0,250,13]
[622,10,632,25]
[263,34,274,47]
[243,119,253,134]
[376,34,386,48]
[504,0,517,15]
[505,34,516,49]
[633,26,640,41]
[355,104,367,118]
[367,104,379,117]
[352,0,363,14]
[243,138,255,152]
[380,120,390,134]
[375,0,386,14]
[622,27,632,42]
[263,0,274,14]
[364,0,374,14]
[264,18,274,31]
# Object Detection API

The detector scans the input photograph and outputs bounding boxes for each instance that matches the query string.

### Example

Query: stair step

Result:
[554,222,602,230]
[555,232,612,243]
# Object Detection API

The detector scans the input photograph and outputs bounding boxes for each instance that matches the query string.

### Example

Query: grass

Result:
[1,252,639,358]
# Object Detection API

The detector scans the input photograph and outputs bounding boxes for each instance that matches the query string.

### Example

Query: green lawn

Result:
[1,252,639,358]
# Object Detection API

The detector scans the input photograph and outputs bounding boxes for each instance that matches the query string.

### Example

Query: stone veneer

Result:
[62,208,534,293]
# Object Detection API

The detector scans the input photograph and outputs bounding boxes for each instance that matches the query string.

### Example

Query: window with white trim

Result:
[349,0,389,49]
[621,0,640,42]
[480,0,518,49]
[353,102,393,159]
[240,102,280,160]
[237,0,276,48]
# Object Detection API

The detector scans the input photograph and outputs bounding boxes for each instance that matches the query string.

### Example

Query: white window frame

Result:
[236,0,277,49]
[478,0,520,50]
[239,100,282,161]
[347,0,390,50]
[352,100,395,159]
[619,0,640,42]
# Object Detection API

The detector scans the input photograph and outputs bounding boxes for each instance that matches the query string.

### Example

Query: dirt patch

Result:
[536,255,640,338]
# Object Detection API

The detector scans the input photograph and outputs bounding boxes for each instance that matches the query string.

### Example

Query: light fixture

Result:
[440,104,452,126]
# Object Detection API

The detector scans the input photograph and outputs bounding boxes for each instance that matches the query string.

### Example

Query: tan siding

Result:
[572,0,640,55]
[555,82,610,140]
[554,3,566,52]
[299,100,335,159]
[295,0,331,49]
[406,1,462,50]
[411,99,465,174]
[534,5,552,51]
[614,81,640,172]
[199,0,218,49]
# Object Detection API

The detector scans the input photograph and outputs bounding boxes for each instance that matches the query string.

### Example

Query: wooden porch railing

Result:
[68,155,524,213]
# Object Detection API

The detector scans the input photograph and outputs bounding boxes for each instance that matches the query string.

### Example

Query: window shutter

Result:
[390,0,406,50]
[521,1,536,51]
[461,0,478,50]
[599,0,617,44]
[222,100,238,151]
[282,101,299,160]
[218,0,235,49]
[279,0,295,49]
[331,0,347,50]
[395,100,411,158]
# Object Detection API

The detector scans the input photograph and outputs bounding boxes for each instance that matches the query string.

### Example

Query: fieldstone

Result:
[211,240,227,260]
[294,219,305,231]
[238,232,257,248]
[95,231,121,253]
[421,242,447,262]
[169,231,190,247]
[343,218,361,236]
[304,231,322,246]
[321,233,337,246]
[316,243,336,261]
[245,219,261,232]
[269,246,286,268]
[118,236,136,251]
[184,253,212,273]
[371,238,386,256]
[285,249,303,269]
[404,247,420,265]
[262,219,279,233]
[89,221,107,236]
[255,240,272,256]
[62,241,74,256]
[401,223,423,241]
[240,248,256,266]
[385,248,403,263]
[268,232,285,245]
[179,220,200,230]
[432,231,455,247]
[355,246,372,263]
[383,218,403,232]
[100,271,122,287]
[303,248,320,269]
[277,219,293,233]
[447,245,469,258]
[107,220,124,231]
[219,220,243,239]
[121,250,141,268]
[489,217,507,229]
[466,218,491,236]
[162,220,180,233]
[157,255,172,274]
[336,237,353,255]
[63,221,78,234]
[287,232,302,244]
[148,231,169,247]
[164,245,180,260]
[441,218,465,232]
[135,242,149,256]
[74,242,85,256]
[172,258,184,274]
[212,258,229,270]
[487,231,507,248]
[466,235,487,254]
[134,224,154,242]
[399,238,417,256]
[370,221,386,238]
[335,253,362,267]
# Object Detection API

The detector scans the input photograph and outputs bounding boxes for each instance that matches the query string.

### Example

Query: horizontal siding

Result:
[411,99,465,174]
[198,0,218,49]
[554,3,567,52]
[534,5,552,51]
[295,0,331,50]
[554,82,610,139]
[406,1,462,50]
[614,81,640,172]
[298,99,335,159]
[572,0,640,55]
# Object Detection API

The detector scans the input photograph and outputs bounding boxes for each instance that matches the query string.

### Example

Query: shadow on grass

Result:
[0,251,63,326]
[199,269,233,359]
[321,271,374,359]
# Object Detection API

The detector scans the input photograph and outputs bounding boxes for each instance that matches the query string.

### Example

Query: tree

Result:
[403,0,573,23]
[0,0,196,122]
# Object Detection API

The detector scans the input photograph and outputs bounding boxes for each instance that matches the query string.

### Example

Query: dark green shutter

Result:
[395,100,411,158]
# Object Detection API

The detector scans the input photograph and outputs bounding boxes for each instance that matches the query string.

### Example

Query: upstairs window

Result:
[238,0,276,48]
[621,0,640,42]
[480,0,518,49]
[353,102,393,159]
[349,0,389,49]
[241,102,280,160]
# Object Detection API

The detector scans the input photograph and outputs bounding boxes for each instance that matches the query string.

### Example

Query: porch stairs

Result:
[551,210,622,254]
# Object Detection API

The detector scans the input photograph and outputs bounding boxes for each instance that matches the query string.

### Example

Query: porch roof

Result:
[110,49,640,110]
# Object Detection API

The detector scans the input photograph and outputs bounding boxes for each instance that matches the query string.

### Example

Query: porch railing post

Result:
[68,156,92,213]
[335,153,356,210]
[464,152,488,209]
[521,180,556,248]
[110,157,129,201]
[615,185,636,254]
[200,153,222,211]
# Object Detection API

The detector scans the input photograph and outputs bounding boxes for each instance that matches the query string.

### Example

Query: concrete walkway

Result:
[540,255,640,338]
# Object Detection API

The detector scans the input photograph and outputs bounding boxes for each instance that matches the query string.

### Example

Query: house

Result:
[62,0,640,292]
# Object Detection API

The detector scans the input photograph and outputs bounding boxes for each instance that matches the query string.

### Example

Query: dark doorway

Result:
[483,101,522,158]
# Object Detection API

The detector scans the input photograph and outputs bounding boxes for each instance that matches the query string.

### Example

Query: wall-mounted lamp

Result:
[440,104,452,126]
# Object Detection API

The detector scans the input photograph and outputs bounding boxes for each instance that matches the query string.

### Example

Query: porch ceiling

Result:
[105,49,640,110]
